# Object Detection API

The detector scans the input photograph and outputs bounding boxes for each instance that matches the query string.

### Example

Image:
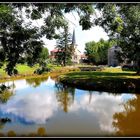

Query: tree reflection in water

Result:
[112,94,140,136]
[37,127,47,136]
[7,130,16,137]
[25,127,47,137]
[0,82,14,104]
[26,76,49,88]
[0,127,47,137]
[0,89,13,104]
[55,82,75,113]
[0,85,13,135]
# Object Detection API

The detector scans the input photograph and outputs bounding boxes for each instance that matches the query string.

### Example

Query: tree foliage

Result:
[85,39,117,65]
[94,3,140,73]
[0,4,43,75]
[0,3,94,76]
[55,25,74,66]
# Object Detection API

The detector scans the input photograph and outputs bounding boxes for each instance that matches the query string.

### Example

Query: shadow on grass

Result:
[59,71,140,93]
[66,71,137,77]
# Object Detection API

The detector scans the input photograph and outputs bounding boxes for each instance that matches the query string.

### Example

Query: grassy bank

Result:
[0,64,80,83]
[58,68,140,93]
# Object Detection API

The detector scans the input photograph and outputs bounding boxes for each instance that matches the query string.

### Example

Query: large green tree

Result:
[85,39,117,65]
[0,4,44,75]
[56,24,74,66]
[94,3,140,74]
[0,3,94,76]
[85,41,96,64]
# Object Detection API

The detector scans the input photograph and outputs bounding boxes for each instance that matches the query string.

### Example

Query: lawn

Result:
[0,63,61,77]
[0,64,80,82]
[0,64,39,77]
[58,67,140,93]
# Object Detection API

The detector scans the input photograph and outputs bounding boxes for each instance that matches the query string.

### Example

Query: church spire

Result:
[72,29,76,45]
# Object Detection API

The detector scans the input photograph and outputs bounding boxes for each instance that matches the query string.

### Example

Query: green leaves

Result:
[0,4,11,14]
[31,9,42,20]
[0,3,95,75]
[79,15,93,30]
[56,26,73,66]
[95,4,140,73]
[85,39,117,65]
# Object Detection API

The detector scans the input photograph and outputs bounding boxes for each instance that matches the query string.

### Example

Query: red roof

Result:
[50,49,59,53]
[50,49,63,53]
[81,54,87,58]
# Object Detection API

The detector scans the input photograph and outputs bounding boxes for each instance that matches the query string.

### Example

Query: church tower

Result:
[71,29,81,64]
[72,29,76,46]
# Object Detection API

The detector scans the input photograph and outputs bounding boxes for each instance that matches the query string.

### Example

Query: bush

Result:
[122,64,136,71]
[34,67,51,75]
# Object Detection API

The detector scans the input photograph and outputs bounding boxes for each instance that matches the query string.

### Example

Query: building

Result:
[108,45,122,67]
[50,48,61,61]
[71,29,82,64]
[108,45,137,68]
[50,29,83,64]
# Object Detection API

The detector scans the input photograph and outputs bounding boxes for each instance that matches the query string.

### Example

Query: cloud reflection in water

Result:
[0,78,136,135]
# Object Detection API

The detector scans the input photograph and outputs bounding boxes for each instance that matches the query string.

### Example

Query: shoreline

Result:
[0,67,80,83]
[58,71,140,93]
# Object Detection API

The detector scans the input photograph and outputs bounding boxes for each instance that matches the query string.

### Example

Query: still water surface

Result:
[0,76,140,137]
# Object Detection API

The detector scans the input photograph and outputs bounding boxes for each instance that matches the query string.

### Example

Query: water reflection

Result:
[0,91,58,124]
[55,82,75,112]
[26,76,49,88]
[0,127,47,137]
[0,89,13,104]
[113,94,140,136]
[0,77,138,136]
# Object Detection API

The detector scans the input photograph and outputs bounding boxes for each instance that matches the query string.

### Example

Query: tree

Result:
[85,39,117,65]
[85,41,96,64]
[94,3,140,74]
[37,47,49,70]
[39,47,49,62]
[0,4,44,75]
[0,3,94,75]
[56,24,74,66]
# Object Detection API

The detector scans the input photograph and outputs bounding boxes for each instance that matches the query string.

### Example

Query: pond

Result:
[0,76,140,137]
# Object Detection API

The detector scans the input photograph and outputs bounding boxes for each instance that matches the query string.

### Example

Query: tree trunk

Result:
[64,52,66,67]
[136,59,140,75]
[63,25,68,67]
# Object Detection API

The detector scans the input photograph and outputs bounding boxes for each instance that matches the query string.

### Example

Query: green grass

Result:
[47,64,61,71]
[60,68,139,80]
[58,67,140,93]
[0,68,6,77]
[0,63,62,77]
[0,63,79,82]
[16,64,39,75]
[0,64,39,77]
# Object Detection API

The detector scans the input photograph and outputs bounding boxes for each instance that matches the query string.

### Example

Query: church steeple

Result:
[72,29,76,45]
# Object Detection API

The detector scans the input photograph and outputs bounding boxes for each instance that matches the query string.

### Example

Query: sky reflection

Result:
[0,77,136,136]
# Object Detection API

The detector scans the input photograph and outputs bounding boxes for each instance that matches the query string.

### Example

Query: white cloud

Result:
[69,92,133,133]
[0,82,135,135]
[3,80,29,91]
[1,92,58,124]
